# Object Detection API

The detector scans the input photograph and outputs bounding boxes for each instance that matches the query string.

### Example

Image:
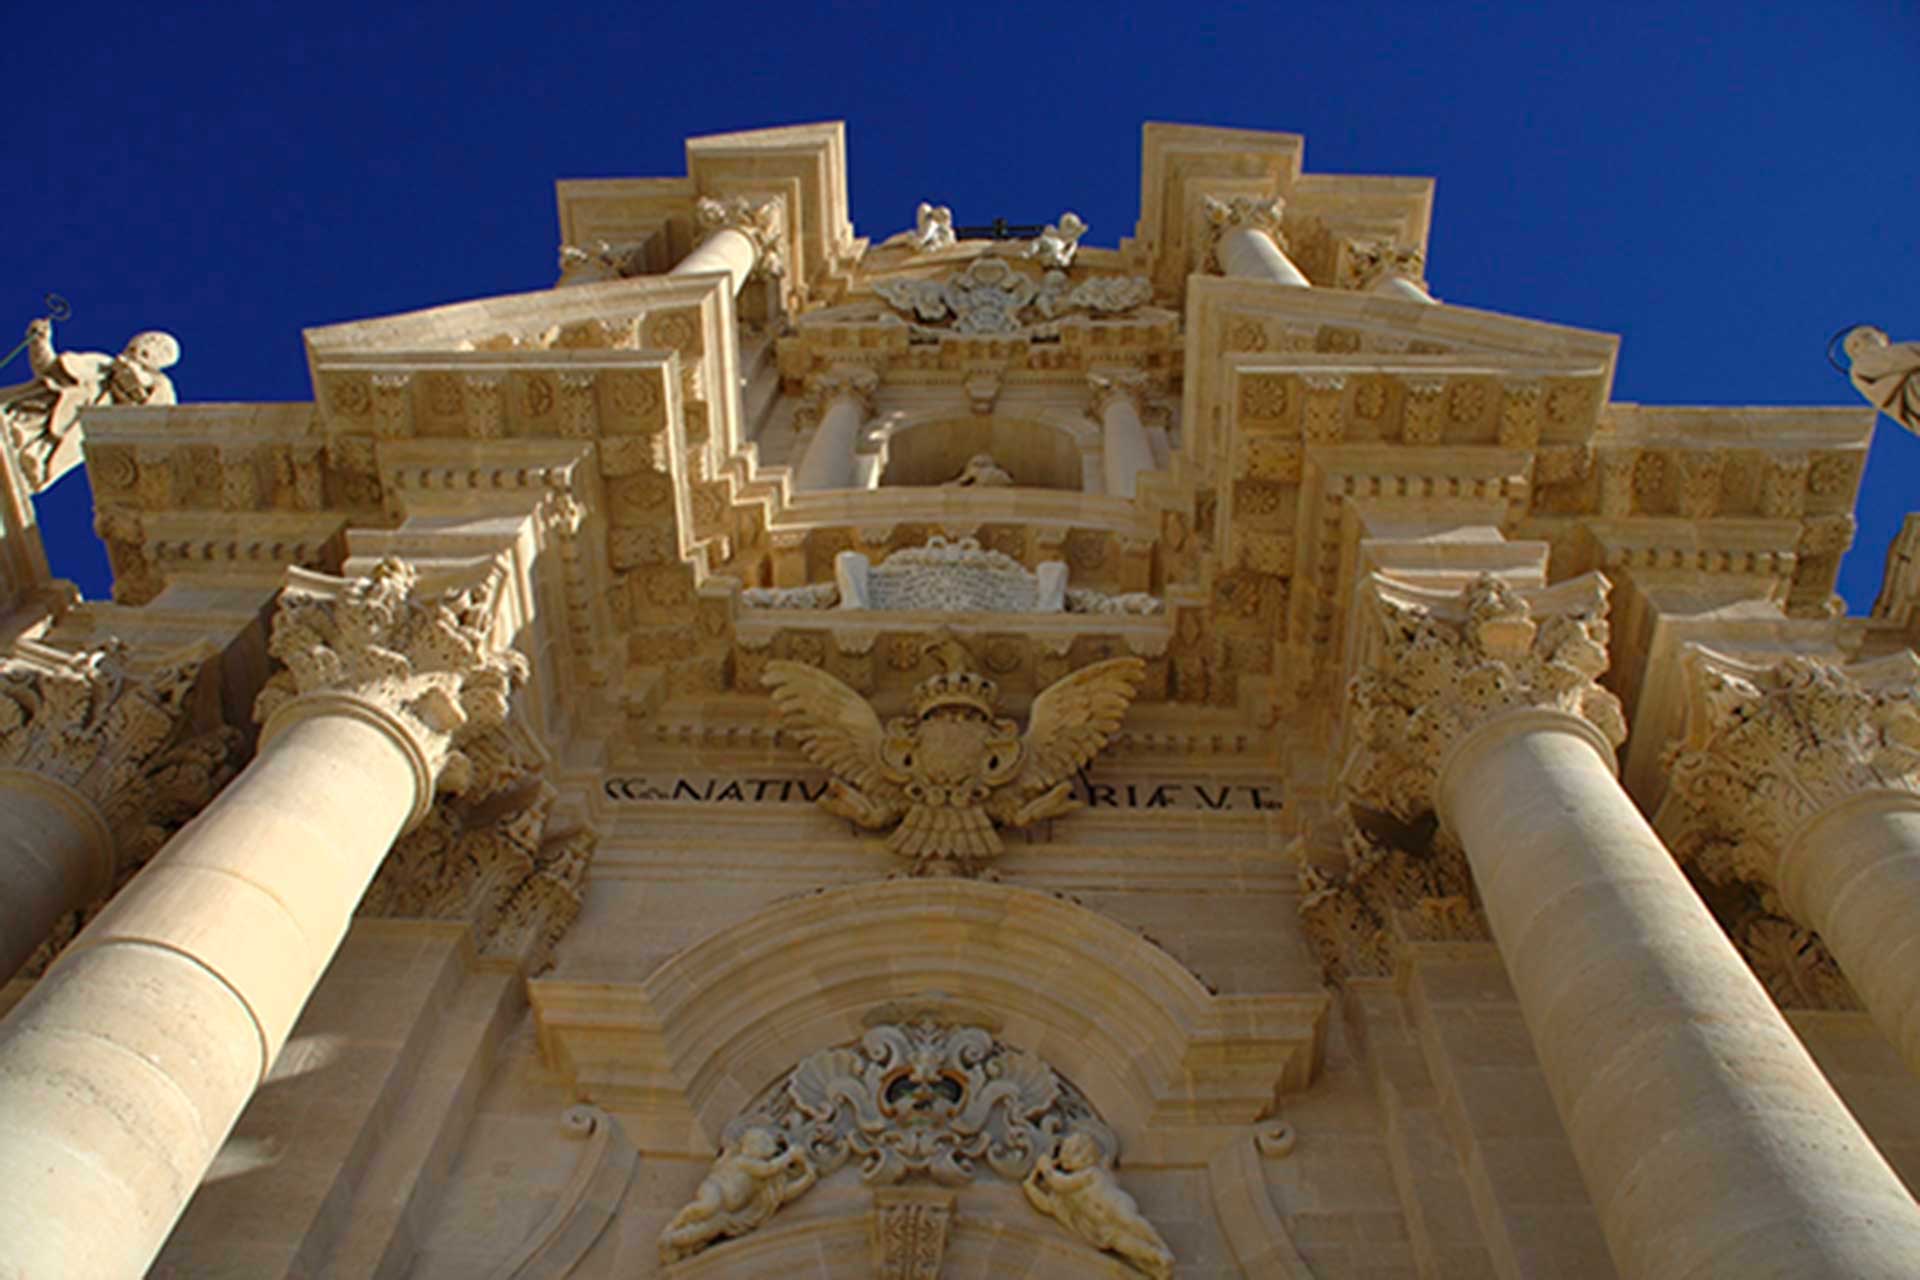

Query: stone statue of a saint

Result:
[1022,1131,1174,1278]
[944,453,1014,488]
[657,1125,818,1263]
[1,318,179,491]
[1842,326,1920,438]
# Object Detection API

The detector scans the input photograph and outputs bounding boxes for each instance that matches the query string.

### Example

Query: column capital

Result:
[1340,238,1427,291]
[1661,647,1920,887]
[0,637,240,885]
[253,557,531,825]
[805,366,880,417]
[1086,367,1150,417]
[1196,194,1289,272]
[694,194,786,279]
[1340,572,1626,821]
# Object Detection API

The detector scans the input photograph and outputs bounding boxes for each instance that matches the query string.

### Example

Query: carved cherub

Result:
[2,318,178,490]
[1025,212,1087,269]
[912,202,956,252]
[1841,325,1920,438]
[763,639,1145,874]
[1022,1131,1174,1279]
[657,1125,817,1263]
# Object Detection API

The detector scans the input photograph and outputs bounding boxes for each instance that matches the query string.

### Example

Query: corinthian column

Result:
[1344,573,1920,1280]
[671,195,785,295]
[1089,369,1154,498]
[0,557,531,1279]
[791,368,878,492]
[1663,648,1920,1076]
[1343,239,1436,304]
[1200,195,1310,287]
[0,639,237,982]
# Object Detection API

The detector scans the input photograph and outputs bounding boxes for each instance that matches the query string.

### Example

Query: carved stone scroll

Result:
[483,1105,637,1280]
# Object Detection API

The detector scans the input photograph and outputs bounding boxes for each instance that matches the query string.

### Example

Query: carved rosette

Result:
[1661,649,1920,889]
[1197,194,1289,273]
[695,194,786,278]
[0,638,241,872]
[1340,573,1626,822]
[253,558,532,809]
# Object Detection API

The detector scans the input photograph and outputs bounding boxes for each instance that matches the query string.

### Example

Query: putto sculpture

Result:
[657,1125,817,1263]
[1840,325,1920,437]
[2,317,178,490]
[1024,1131,1176,1279]
[763,637,1144,874]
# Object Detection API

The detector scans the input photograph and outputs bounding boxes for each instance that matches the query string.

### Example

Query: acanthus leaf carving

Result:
[695,194,786,278]
[1661,648,1920,888]
[253,557,532,801]
[1340,572,1626,821]
[0,637,242,871]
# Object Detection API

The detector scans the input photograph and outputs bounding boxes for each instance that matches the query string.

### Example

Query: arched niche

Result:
[532,880,1327,1150]
[879,415,1089,491]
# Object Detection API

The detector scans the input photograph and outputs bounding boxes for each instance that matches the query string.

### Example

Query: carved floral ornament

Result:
[1660,648,1920,889]
[694,194,786,278]
[661,1020,1172,1278]
[0,638,241,873]
[872,256,1154,336]
[1340,572,1627,822]
[253,557,533,808]
[762,637,1145,874]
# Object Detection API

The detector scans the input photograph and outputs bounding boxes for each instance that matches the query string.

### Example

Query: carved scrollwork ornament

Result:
[663,1021,1160,1271]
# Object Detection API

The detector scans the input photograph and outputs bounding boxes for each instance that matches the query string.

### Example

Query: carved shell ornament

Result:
[763,637,1145,874]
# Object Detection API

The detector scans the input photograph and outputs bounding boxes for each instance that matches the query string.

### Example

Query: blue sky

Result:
[7,2,1917,608]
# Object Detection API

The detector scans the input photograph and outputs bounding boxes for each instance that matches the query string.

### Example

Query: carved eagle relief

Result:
[763,641,1145,874]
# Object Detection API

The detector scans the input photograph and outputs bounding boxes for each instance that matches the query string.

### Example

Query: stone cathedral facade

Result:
[1,122,1919,1279]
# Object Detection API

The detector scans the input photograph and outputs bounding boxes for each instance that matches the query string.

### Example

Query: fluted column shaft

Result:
[1441,710,1920,1280]
[0,770,113,981]
[1216,226,1310,287]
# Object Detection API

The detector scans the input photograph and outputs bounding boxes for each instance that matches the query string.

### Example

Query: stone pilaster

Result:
[1663,648,1920,1070]
[1340,571,1920,1280]
[0,556,534,1279]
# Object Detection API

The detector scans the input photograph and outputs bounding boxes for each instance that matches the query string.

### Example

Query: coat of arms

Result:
[762,639,1144,875]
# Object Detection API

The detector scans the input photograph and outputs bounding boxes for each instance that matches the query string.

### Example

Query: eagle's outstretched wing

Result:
[762,660,903,811]
[988,656,1145,824]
